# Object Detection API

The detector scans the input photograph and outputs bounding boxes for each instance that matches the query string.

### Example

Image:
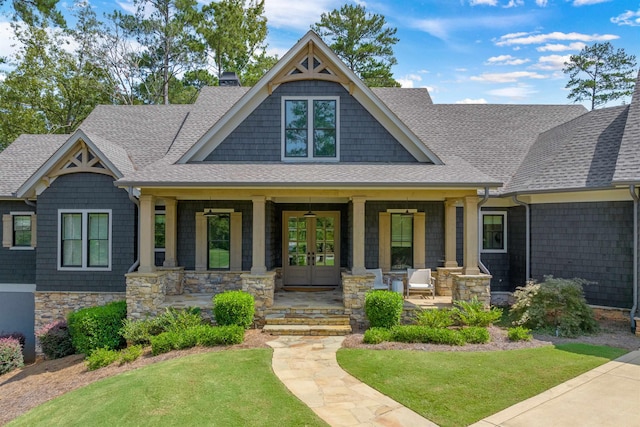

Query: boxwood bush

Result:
[150,325,244,356]
[364,290,404,328]
[67,300,127,355]
[213,291,254,329]
[363,327,393,344]
[86,348,120,371]
[36,320,75,359]
[390,325,466,345]
[0,336,24,375]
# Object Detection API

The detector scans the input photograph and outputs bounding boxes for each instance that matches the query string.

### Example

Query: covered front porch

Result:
[125,188,492,328]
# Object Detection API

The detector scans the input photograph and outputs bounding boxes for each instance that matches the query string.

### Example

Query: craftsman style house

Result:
[1,31,639,357]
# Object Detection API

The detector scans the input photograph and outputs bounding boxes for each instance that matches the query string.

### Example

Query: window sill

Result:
[481,249,508,254]
[57,267,112,272]
[9,246,35,251]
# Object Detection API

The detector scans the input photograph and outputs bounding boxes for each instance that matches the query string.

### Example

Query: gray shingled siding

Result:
[0,200,36,284]
[177,201,252,270]
[203,80,417,163]
[365,201,444,270]
[273,203,350,269]
[530,202,633,308]
[36,174,135,292]
[508,206,527,288]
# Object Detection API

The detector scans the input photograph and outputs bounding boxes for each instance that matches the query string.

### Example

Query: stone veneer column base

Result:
[436,267,463,296]
[452,273,492,307]
[34,291,125,353]
[635,318,640,337]
[241,271,275,327]
[126,271,171,320]
[342,272,375,330]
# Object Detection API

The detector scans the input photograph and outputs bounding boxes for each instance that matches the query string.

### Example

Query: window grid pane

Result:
[13,215,32,246]
[285,100,308,157]
[391,214,413,270]
[155,214,166,249]
[88,213,109,267]
[313,100,336,157]
[62,213,82,267]
[208,214,231,270]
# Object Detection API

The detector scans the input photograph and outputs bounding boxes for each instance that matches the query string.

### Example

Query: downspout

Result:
[629,185,638,332]
[478,187,490,275]
[512,195,530,281]
[127,187,140,273]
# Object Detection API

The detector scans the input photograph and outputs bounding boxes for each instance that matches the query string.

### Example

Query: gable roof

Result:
[0,134,67,197]
[177,31,442,165]
[613,71,640,185]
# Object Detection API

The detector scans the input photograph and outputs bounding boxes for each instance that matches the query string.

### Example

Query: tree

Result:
[563,42,637,110]
[112,0,206,104]
[311,4,400,87]
[2,0,64,26]
[198,0,273,81]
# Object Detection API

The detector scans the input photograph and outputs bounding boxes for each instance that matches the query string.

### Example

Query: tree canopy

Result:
[311,4,400,87]
[563,42,637,110]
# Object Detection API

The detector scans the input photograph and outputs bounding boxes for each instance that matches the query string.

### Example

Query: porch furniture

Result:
[391,280,404,295]
[367,268,390,290]
[406,268,435,299]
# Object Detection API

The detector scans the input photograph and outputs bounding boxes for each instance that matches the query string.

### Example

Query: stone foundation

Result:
[158,267,185,295]
[636,318,640,337]
[590,305,631,323]
[342,272,376,330]
[452,274,492,308]
[126,271,170,319]
[242,272,275,327]
[34,291,124,352]
[183,271,243,294]
[436,267,463,296]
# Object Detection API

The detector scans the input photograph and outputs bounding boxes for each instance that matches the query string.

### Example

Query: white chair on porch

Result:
[406,268,435,299]
[367,268,390,290]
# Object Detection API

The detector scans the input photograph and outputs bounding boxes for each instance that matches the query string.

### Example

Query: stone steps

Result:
[264,312,352,336]
[263,324,352,336]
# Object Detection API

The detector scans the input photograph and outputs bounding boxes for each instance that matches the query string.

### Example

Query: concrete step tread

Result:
[263,324,352,332]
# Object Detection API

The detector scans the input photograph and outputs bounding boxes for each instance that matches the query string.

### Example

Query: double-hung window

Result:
[59,210,111,270]
[481,211,507,253]
[2,212,35,249]
[282,97,339,161]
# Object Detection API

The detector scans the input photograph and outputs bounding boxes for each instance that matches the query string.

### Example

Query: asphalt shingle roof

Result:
[0,134,67,197]
[613,71,640,184]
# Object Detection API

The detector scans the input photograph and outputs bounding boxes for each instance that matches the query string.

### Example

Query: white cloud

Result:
[504,0,524,8]
[398,78,415,88]
[116,0,137,15]
[470,0,498,5]
[485,54,530,65]
[487,85,537,99]
[494,31,618,46]
[455,68,468,72]
[264,0,338,31]
[572,0,611,5]
[536,42,586,52]
[611,9,640,27]
[531,54,570,70]
[535,0,548,6]
[470,71,546,83]
[410,14,536,41]
[456,98,488,104]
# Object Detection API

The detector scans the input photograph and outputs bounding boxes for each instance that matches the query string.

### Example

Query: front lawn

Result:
[8,349,327,427]
[337,343,626,427]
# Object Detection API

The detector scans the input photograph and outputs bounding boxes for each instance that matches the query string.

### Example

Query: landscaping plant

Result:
[35,320,75,359]
[86,348,120,371]
[0,336,24,375]
[150,325,244,355]
[507,326,532,342]
[364,290,404,328]
[452,297,502,327]
[415,308,454,328]
[213,291,255,328]
[363,327,393,344]
[510,276,598,337]
[67,300,127,355]
[121,307,203,346]
[391,325,466,345]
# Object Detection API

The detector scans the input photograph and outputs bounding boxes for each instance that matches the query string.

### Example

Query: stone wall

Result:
[342,272,375,330]
[34,291,124,339]
[436,267,463,296]
[125,271,169,319]
[452,274,492,307]
[183,271,244,294]
[241,272,275,327]
[159,267,185,295]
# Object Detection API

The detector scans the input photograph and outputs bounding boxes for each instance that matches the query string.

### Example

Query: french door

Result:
[283,211,340,287]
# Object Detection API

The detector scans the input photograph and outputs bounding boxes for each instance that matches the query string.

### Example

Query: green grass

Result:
[8,349,327,427]
[337,344,627,427]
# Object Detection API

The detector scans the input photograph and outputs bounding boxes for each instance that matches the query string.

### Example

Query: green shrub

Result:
[119,345,143,364]
[507,326,532,342]
[67,301,127,355]
[391,325,466,346]
[364,290,404,329]
[120,318,160,346]
[452,298,503,327]
[363,327,393,344]
[415,308,454,328]
[510,276,598,337]
[188,325,244,346]
[214,291,255,329]
[35,320,75,359]
[460,327,490,344]
[86,347,120,371]
[150,332,178,356]
[0,337,24,375]
[156,307,203,333]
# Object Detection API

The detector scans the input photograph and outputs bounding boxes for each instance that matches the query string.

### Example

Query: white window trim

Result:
[154,210,165,253]
[58,209,112,271]
[9,211,35,250]
[281,96,340,162]
[480,211,507,254]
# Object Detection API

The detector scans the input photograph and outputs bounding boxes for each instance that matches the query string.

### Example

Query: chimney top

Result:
[219,72,241,87]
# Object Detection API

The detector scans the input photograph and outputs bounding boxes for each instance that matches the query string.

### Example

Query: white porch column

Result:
[163,198,177,267]
[138,194,156,273]
[351,196,366,275]
[251,196,267,275]
[444,199,459,268]
[463,195,480,275]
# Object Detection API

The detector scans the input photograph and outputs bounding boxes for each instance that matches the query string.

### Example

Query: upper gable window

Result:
[282,97,339,161]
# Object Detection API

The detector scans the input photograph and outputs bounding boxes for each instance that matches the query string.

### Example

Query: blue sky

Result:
[1,0,639,106]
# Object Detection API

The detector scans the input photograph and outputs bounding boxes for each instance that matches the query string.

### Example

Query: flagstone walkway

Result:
[267,335,437,427]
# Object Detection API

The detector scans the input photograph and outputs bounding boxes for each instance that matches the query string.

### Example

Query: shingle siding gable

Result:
[203,80,418,163]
